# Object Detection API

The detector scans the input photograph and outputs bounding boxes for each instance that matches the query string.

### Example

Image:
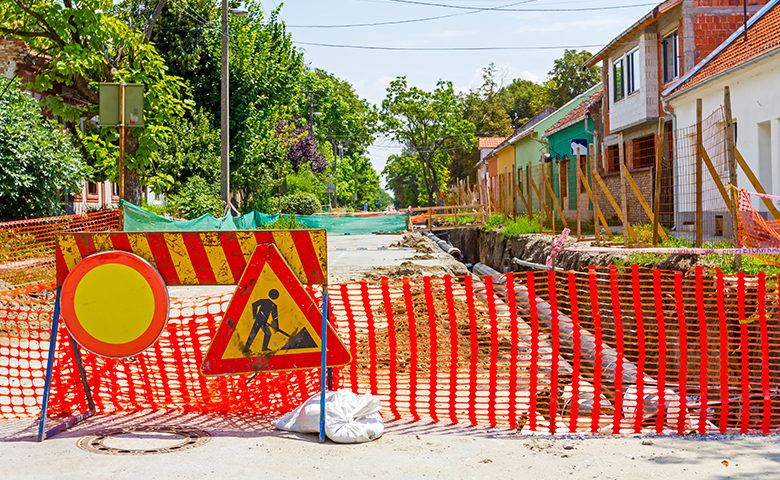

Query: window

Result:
[631,135,655,169]
[605,145,621,173]
[662,30,679,84]
[626,48,640,95]
[86,181,98,200]
[613,58,624,102]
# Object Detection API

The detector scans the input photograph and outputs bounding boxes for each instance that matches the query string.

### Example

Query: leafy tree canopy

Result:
[546,49,601,108]
[379,77,474,206]
[0,82,89,220]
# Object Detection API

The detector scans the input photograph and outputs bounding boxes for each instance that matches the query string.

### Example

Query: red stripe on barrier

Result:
[567,271,580,434]
[675,271,688,435]
[695,266,709,434]
[609,265,624,433]
[145,233,180,284]
[361,281,378,396]
[181,233,218,285]
[485,275,498,428]
[73,233,96,260]
[55,244,68,285]
[760,273,770,435]
[654,270,667,434]
[547,270,559,434]
[109,233,133,254]
[632,265,645,434]
[290,231,325,284]
[444,275,459,425]
[738,271,749,434]
[506,273,519,431]
[381,277,399,420]
[423,277,438,423]
[527,271,539,432]
[402,278,419,421]
[589,267,602,434]
[716,269,729,434]
[341,283,358,393]
[465,275,478,426]
[218,232,247,283]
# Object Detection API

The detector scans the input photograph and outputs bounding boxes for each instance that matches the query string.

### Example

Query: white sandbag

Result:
[324,389,383,443]
[272,391,335,433]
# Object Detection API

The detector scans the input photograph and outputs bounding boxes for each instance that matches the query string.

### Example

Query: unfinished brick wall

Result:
[0,38,26,75]
[594,169,654,224]
[691,0,770,63]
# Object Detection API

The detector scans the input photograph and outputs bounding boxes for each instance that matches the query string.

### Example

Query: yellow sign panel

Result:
[222,262,322,359]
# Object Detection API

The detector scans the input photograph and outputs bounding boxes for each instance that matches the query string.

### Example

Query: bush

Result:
[278,192,321,215]
[167,176,223,219]
[262,215,306,230]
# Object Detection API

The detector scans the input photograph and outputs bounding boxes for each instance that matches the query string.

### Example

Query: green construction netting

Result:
[120,201,407,234]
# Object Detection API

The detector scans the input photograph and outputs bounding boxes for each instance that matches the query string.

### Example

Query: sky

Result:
[270,0,658,176]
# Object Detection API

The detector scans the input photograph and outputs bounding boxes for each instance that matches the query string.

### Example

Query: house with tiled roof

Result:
[542,87,603,221]
[663,0,780,216]
[475,137,506,187]
[584,0,769,224]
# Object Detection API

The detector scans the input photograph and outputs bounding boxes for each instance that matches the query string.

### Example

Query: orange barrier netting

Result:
[738,189,780,266]
[0,210,121,294]
[2,268,780,433]
[328,269,780,434]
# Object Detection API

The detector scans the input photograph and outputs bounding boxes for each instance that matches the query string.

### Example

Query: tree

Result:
[0,0,190,205]
[332,155,380,209]
[379,77,475,206]
[0,81,89,221]
[546,49,601,107]
[496,78,548,128]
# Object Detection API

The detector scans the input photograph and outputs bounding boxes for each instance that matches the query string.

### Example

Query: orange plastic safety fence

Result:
[0,291,327,419]
[0,210,121,295]
[738,189,780,266]
[329,268,780,434]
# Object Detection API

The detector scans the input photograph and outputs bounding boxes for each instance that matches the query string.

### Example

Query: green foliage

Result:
[149,108,219,196]
[262,215,306,230]
[373,188,393,211]
[379,77,475,206]
[546,49,601,108]
[501,216,541,237]
[0,82,89,221]
[496,78,548,129]
[383,153,425,208]
[332,155,380,209]
[482,213,506,230]
[167,176,223,219]
[0,0,191,203]
[278,192,321,215]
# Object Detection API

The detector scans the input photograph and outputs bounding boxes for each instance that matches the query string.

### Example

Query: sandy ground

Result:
[1,412,778,480]
[3,232,780,479]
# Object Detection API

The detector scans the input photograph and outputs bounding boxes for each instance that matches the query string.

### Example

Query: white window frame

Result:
[626,47,640,95]
[662,30,679,84]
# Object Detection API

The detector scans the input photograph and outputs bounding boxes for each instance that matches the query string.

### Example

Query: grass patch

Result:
[261,215,307,230]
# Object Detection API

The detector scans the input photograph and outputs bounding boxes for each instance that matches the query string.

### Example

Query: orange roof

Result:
[664,0,780,97]
[544,88,603,137]
[478,137,507,149]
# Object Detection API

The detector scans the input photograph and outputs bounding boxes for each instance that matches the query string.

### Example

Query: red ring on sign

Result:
[60,250,169,358]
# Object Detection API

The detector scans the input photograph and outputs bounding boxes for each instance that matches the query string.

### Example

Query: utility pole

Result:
[220,0,229,205]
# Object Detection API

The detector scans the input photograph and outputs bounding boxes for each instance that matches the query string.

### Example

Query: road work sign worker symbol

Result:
[200,243,350,376]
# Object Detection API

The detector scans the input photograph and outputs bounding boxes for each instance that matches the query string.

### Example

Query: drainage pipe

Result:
[473,262,689,429]
[422,231,462,261]
[512,257,563,272]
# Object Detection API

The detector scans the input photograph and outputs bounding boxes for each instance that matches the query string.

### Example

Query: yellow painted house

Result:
[490,139,516,214]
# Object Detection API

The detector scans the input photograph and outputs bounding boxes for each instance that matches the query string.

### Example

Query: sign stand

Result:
[319,289,328,443]
[37,289,96,441]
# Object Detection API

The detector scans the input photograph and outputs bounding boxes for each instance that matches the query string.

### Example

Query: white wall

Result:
[668,51,780,214]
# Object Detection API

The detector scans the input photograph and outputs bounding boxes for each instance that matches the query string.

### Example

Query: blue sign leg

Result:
[319,289,328,443]
[38,287,62,442]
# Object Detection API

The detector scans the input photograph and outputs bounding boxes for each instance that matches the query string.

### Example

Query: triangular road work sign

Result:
[200,244,350,377]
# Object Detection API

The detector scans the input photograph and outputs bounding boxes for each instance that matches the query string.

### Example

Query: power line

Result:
[286,0,536,28]
[295,41,603,51]
[384,0,658,12]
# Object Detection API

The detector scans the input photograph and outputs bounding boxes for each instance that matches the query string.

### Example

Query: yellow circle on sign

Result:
[73,263,155,345]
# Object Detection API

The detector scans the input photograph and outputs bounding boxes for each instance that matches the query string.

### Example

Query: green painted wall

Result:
[514,83,601,215]
[546,119,594,210]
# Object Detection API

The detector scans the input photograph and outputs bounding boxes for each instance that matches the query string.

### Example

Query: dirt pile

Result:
[390,233,437,254]
[364,260,468,281]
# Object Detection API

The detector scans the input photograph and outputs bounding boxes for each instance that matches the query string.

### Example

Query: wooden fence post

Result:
[724,86,741,269]
[512,167,518,220]
[653,118,663,246]
[618,133,629,247]
[589,144,601,244]
[527,166,533,221]
[696,98,703,247]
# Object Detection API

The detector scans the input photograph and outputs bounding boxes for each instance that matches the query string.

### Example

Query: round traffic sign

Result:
[60,250,169,358]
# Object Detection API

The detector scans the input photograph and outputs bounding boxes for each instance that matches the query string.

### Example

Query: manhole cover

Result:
[76,426,211,455]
